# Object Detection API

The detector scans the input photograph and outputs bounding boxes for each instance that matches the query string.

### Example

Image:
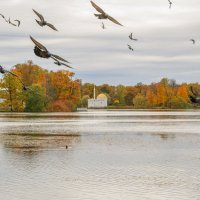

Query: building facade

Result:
[88,87,108,108]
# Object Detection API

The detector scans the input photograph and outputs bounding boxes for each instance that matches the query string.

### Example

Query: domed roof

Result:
[97,93,107,99]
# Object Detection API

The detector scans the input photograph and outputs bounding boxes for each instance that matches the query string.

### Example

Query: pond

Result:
[0,110,200,200]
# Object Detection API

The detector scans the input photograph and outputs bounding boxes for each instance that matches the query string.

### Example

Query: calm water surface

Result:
[0,110,200,200]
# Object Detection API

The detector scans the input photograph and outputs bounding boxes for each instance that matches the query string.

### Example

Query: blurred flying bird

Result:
[0,65,29,91]
[90,1,123,26]
[0,65,18,77]
[0,13,5,19]
[190,39,195,44]
[32,9,58,31]
[168,0,172,9]
[8,17,16,26]
[14,19,20,27]
[101,22,105,29]
[53,58,73,69]
[128,44,134,51]
[30,36,70,63]
[129,33,138,41]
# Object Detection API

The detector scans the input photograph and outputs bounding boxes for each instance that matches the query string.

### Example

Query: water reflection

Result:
[2,132,81,152]
[152,132,176,140]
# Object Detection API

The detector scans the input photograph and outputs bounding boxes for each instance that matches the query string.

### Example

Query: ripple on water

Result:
[0,111,200,200]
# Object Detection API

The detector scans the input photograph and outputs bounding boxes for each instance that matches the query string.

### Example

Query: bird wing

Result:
[30,36,48,51]
[61,62,74,69]
[129,33,132,39]
[10,22,17,26]
[0,14,4,18]
[46,23,58,31]
[51,54,70,63]
[14,20,20,26]
[32,9,44,22]
[90,1,105,14]
[107,15,123,26]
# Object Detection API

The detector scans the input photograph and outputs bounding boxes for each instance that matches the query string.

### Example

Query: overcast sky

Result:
[0,0,200,85]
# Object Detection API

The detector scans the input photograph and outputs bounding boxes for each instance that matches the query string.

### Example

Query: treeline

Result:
[0,61,81,112]
[81,79,200,109]
[0,61,200,112]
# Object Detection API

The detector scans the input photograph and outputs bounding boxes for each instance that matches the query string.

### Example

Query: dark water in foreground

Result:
[0,110,200,200]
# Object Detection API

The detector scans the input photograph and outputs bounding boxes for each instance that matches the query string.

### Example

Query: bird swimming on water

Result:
[32,9,58,31]
[30,36,70,63]
[90,1,123,26]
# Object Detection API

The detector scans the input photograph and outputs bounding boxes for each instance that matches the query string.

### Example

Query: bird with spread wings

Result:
[32,9,58,31]
[90,1,123,26]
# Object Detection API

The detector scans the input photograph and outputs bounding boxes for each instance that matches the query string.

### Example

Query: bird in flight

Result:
[101,22,106,29]
[14,20,20,27]
[8,17,17,26]
[0,13,5,19]
[32,9,58,31]
[0,65,29,91]
[53,58,74,69]
[168,0,172,9]
[30,36,70,64]
[190,39,195,44]
[0,65,18,77]
[90,1,123,26]
[129,33,138,41]
[127,44,134,51]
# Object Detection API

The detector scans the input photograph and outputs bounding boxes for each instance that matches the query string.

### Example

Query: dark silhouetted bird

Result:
[0,13,5,19]
[0,65,28,91]
[8,17,16,26]
[53,58,73,69]
[101,22,105,29]
[0,65,18,77]
[129,33,138,41]
[168,0,172,9]
[190,39,195,44]
[90,1,123,26]
[190,86,200,103]
[128,44,134,51]
[30,36,70,63]
[14,20,20,27]
[32,9,58,31]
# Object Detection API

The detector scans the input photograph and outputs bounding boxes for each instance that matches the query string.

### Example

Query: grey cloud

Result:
[0,0,200,85]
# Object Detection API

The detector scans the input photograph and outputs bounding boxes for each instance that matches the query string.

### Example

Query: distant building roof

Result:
[97,93,107,99]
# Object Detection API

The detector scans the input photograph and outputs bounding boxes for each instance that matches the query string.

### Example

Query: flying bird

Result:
[0,13,5,19]
[101,22,105,29]
[129,33,138,41]
[32,9,58,31]
[0,65,39,93]
[168,0,172,9]
[90,1,123,26]
[14,19,20,27]
[0,65,18,77]
[128,44,134,51]
[190,39,195,44]
[8,17,16,26]
[53,58,73,69]
[30,36,70,63]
